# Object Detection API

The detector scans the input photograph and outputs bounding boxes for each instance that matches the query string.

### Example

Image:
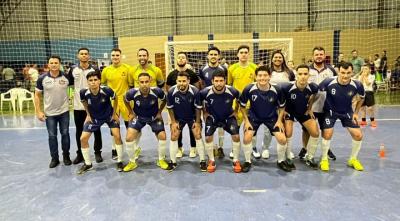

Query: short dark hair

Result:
[78,47,90,53]
[237,45,250,53]
[296,64,309,71]
[208,46,220,54]
[177,51,187,57]
[312,46,325,53]
[111,48,122,53]
[86,70,101,80]
[138,48,149,56]
[338,61,353,70]
[212,69,226,80]
[255,65,271,75]
[48,55,61,63]
[177,71,189,79]
[138,72,151,79]
[351,49,357,53]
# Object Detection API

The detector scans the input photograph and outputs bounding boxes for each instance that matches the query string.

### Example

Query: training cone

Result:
[379,144,385,158]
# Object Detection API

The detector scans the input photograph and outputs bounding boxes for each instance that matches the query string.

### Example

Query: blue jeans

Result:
[45,111,70,159]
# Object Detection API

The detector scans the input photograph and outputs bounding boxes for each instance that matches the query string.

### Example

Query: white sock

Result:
[115,144,123,163]
[243,142,252,163]
[218,135,224,148]
[126,140,136,163]
[196,139,205,161]
[232,141,240,162]
[262,129,272,150]
[169,140,178,163]
[205,142,214,161]
[81,148,91,165]
[306,136,319,160]
[350,139,362,159]
[276,142,286,163]
[136,132,142,145]
[286,137,293,159]
[158,140,167,160]
[251,136,257,148]
[321,138,331,160]
[111,137,116,150]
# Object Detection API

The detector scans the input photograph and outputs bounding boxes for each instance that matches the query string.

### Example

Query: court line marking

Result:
[242,189,267,193]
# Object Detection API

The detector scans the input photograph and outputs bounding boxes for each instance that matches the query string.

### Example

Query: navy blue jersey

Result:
[199,85,239,122]
[80,86,115,120]
[125,87,166,121]
[198,64,227,87]
[319,77,365,114]
[166,85,202,121]
[281,82,319,116]
[239,83,285,120]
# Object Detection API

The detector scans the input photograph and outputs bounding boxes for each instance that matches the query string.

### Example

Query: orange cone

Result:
[379,144,385,158]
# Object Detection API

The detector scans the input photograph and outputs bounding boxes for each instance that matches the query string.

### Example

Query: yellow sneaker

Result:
[320,159,330,171]
[134,147,142,160]
[176,148,183,158]
[157,159,169,170]
[189,147,197,158]
[123,161,138,172]
[347,158,364,171]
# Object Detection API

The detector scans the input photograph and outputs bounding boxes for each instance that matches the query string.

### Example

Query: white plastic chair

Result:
[0,88,19,112]
[16,88,35,113]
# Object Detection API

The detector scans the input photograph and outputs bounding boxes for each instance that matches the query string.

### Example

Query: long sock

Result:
[243,143,252,163]
[136,132,142,145]
[126,140,136,163]
[251,136,257,149]
[158,140,167,160]
[321,138,331,160]
[169,140,178,163]
[218,128,224,148]
[111,137,116,150]
[350,139,362,159]
[196,139,205,161]
[205,142,214,161]
[115,144,123,163]
[276,143,286,163]
[232,141,240,162]
[81,148,91,165]
[286,137,293,159]
[306,136,319,160]
[262,128,272,150]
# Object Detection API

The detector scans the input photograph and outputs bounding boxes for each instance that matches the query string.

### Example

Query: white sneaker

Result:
[252,147,261,159]
[229,151,234,159]
[261,149,270,159]
[189,147,197,158]
[176,148,183,158]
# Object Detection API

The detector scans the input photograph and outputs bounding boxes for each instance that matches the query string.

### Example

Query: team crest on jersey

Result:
[136,100,140,106]
[175,97,180,104]
[150,100,155,105]
[225,99,230,104]
[101,98,106,103]
[205,72,209,78]
[269,97,275,103]
[348,91,354,97]
[59,79,68,85]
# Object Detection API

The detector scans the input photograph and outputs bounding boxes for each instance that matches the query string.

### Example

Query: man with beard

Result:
[122,73,169,171]
[300,46,337,161]
[319,62,365,171]
[199,71,242,173]
[198,47,228,158]
[166,52,200,158]
[129,48,164,88]
[166,71,206,171]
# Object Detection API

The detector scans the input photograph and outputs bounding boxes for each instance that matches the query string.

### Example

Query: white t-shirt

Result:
[359,74,375,92]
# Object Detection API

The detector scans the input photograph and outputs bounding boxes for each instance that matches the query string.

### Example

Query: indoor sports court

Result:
[0,1,399,220]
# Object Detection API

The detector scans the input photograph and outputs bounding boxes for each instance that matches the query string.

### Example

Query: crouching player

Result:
[77,71,124,174]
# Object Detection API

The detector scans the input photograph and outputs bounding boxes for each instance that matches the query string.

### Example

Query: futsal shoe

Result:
[200,160,207,172]
[298,148,307,160]
[207,160,216,173]
[327,149,336,161]
[261,149,270,159]
[320,159,330,171]
[252,147,261,159]
[189,147,197,158]
[63,154,72,166]
[286,159,296,170]
[232,161,242,173]
[305,158,318,169]
[116,162,124,172]
[95,152,103,163]
[134,147,142,160]
[176,148,184,158]
[241,162,252,173]
[123,161,138,172]
[157,159,169,170]
[347,159,364,171]
[166,161,177,172]
[111,149,118,160]
[49,158,60,168]
[360,120,367,126]
[277,161,291,172]
[77,164,93,175]
[370,121,377,128]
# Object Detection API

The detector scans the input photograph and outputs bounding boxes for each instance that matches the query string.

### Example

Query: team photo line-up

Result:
[34,45,372,175]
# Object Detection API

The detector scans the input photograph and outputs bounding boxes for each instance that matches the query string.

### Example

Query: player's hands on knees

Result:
[36,111,46,122]
[244,120,253,131]
[275,120,285,133]
[155,112,162,120]
[171,121,179,134]
[307,110,315,119]
[352,113,359,125]
[84,115,93,124]
[127,112,134,121]
[112,113,119,123]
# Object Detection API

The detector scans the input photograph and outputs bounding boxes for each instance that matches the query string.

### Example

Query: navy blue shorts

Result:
[247,117,280,135]
[128,117,165,135]
[205,115,239,137]
[177,119,196,131]
[321,111,359,129]
[83,118,119,132]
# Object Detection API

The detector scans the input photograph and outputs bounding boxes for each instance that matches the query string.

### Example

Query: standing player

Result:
[240,66,289,172]
[34,55,71,168]
[101,48,136,160]
[166,72,206,171]
[199,71,242,173]
[122,73,169,171]
[198,46,227,158]
[129,48,165,88]
[280,64,320,169]
[300,46,337,161]
[68,48,103,164]
[227,45,258,159]
[358,64,377,127]
[166,52,200,158]
[77,71,124,174]
[319,62,365,171]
